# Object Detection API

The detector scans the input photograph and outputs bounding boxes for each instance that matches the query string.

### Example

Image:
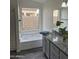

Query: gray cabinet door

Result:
[42,36,46,53]
[45,39,49,59]
[42,37,49,59]
[50,43,59,59]
[60,51,68,59]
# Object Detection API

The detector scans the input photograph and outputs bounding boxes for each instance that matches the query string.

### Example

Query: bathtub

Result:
[19,33,42,50]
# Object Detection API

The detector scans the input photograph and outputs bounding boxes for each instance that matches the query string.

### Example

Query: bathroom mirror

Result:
[53,7,68,31]
[60,7,68,20]
[60,7,68,31]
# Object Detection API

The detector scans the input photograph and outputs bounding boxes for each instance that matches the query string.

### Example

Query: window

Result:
[22,8,39,16]
[21,8,41,33]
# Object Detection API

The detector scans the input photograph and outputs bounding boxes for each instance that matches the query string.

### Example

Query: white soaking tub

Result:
[19,33,42,50]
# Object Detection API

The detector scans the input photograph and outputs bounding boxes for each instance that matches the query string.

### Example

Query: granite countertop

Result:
[46,31,68,55]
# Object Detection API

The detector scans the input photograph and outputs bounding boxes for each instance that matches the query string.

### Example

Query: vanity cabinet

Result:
[41,32,68,59]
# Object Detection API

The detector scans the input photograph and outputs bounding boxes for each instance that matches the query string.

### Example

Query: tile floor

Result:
[19,51,46,59]
[11,48,47,59]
